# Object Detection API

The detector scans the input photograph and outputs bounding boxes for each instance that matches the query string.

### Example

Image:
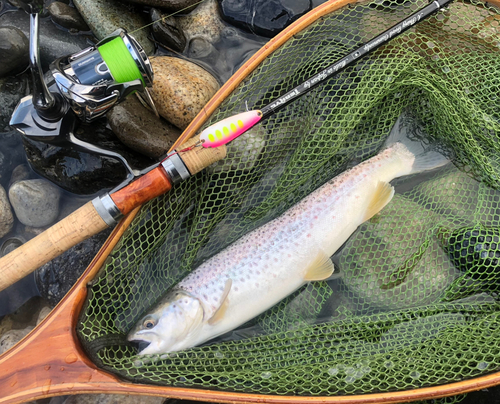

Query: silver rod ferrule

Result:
[161,153,191,185]
[92,194,122,226]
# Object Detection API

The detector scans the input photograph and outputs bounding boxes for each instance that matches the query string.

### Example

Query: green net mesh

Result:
[77,0,500,398]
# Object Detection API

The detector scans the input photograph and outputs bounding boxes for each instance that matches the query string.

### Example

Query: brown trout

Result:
[128,131,447,355]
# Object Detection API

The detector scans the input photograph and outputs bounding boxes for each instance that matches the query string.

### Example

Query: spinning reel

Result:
[10,11,158,190]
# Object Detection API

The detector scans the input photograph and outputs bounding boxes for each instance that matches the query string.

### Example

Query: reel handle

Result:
[0,140,226,292]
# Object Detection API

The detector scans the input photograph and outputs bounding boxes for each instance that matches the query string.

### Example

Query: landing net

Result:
[78,0,500,399]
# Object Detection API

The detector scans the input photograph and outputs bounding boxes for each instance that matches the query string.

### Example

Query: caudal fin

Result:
[385,114,449,175]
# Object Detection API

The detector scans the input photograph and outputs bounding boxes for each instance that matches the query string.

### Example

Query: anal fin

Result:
[304,250,335,281]
[208,279,232,325]
[363,181,394,222]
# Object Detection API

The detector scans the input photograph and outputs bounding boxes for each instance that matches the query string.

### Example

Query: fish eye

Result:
[143,317,157,329]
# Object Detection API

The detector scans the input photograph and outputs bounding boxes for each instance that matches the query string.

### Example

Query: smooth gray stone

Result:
[9,178,61,227]
[8,164,30,187]
[73,0,154,55]
[48,2,90,32]
[0,10,90,70]
[0,184,14,238]
[108,95,181,159]
[0,26,28,78]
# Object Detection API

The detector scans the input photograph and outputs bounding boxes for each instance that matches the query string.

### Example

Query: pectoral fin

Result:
[363,181,394,222]
[208,279,232,325]
[304,251,335,281]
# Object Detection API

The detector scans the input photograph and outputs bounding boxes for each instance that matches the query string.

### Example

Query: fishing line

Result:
[99,37,144,84]
[129,0,209,36]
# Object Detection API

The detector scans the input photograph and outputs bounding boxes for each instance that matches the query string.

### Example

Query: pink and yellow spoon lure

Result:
[199,110,263,148]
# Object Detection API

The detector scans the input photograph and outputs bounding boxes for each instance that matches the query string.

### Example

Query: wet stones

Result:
[0,26,29,78]
[48,2,90,32]
[8,179,61,227]
[177,0,227,44]
[339,194,458,311]
[21,119,155,194]
[0,75,29,131]
[218,0,313,37]
[60,394,166,404]
[150,8,186,52]
[0,185,14,238]
[117,0,200,12]
[73,0,154,55]
[0,9,90,69]
[108,95,181,159]
[149,56,220,130]
[0,297,51,355]
[35,227,112,307]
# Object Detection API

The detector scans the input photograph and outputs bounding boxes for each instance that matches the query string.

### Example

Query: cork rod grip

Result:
[0,201,109,292]
[178,135,227,175]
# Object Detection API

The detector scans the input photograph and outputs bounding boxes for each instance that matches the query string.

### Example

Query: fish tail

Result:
[385,114,449,175]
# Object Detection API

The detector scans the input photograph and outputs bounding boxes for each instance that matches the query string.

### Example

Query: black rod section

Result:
[260,0,453,119]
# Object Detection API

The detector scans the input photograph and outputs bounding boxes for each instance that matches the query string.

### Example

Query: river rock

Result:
[9,179,61,227]
[61,394,166,404]
[116,0,199,12]
[0,75,29,131]
[0,26,29,78]
[150,8,186,52]
[413,167,480,223]
[35,227,112,307]
[0,185,14,238]
[217,0,312,38]
[0,296,48,353]
[8,164,30,187]
[73,0,154,55]
[149,56,220,130]
[177,0,226,43]
[0,9,90,70]
[108,95,181,159]
[0,327,32,354]
[339,194,459,312]
[21,137,126,194]
[48,2,90,32]
[0,132,25,184]
[21,119,154,194]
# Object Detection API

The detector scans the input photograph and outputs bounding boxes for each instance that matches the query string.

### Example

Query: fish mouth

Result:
[129,339,151,354]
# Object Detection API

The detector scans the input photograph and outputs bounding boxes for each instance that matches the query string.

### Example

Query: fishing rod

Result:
[0,0,453,292]
[197,0,454,148]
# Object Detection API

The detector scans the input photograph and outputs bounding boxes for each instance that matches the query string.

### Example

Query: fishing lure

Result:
[199,110,263,148]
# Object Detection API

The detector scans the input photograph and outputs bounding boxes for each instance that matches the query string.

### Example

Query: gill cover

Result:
[128,290,204,355]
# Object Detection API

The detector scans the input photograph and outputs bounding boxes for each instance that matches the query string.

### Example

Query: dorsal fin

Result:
[303,250,335,281]
[208,279,232,325]
[363,181,394,222]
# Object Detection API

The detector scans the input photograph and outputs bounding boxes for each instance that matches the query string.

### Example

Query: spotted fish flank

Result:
[128,137,447,355]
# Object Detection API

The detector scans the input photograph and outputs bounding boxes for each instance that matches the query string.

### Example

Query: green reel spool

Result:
[98,36,145,85]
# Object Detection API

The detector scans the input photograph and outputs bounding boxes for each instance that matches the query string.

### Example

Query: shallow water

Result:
[2,0,500,402]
